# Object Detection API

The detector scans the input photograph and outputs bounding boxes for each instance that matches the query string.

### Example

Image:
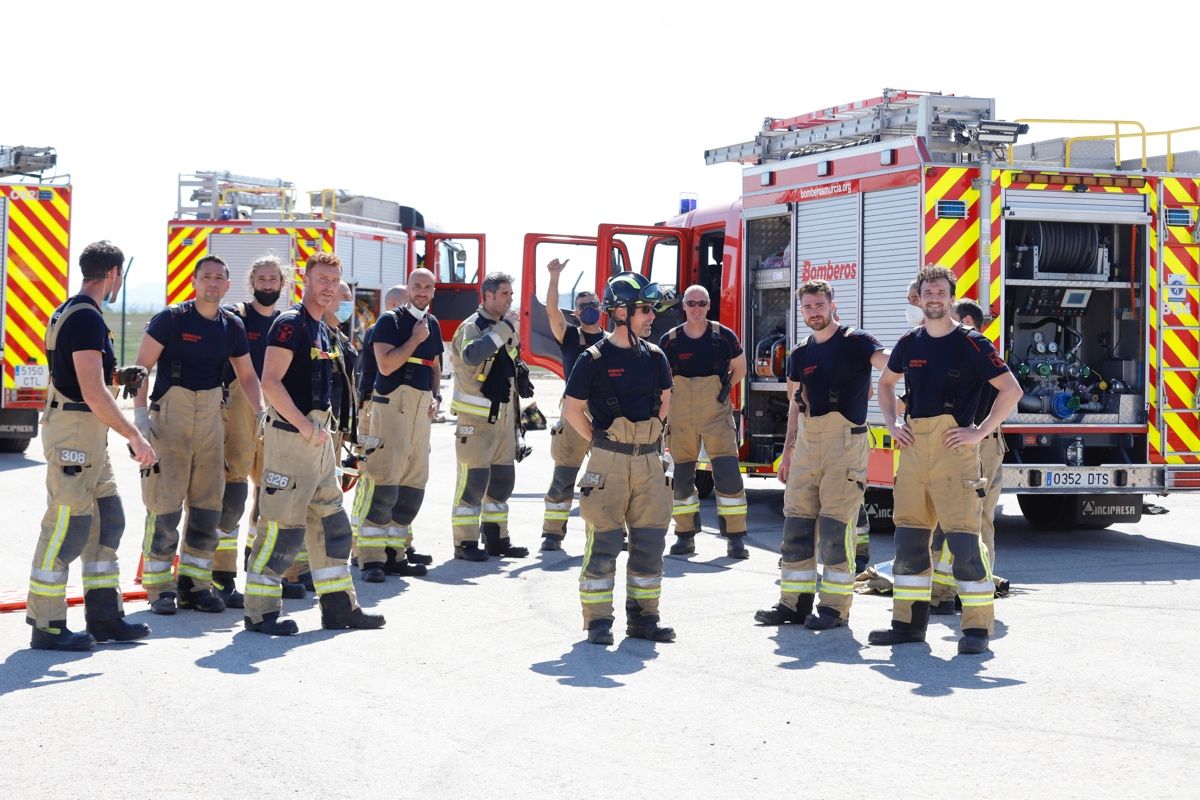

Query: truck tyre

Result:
[1017,494,1073,530]
[0,438,31,455]
[694,470,714,500]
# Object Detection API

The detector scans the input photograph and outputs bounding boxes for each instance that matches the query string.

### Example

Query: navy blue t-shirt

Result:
[145,301,249,401]
[559,325,605,380]
[886,325,1009,427]
[49,295,115,403]
[565,339,673,430]
[373,308,445,394]
[786,325,884,426]
[659,323,743,378]
[357,323,380,399]
[266,303,335,414]
[224,302,278,378]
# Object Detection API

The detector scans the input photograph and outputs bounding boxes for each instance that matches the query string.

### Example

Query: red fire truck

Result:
[520,90,1200,529]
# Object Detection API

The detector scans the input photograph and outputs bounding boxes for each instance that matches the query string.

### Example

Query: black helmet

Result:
[603,271,663,313]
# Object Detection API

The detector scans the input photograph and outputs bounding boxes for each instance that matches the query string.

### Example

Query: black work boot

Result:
[482,523,528,558]
[281,580,307,599]
[586,618,614,646]
[30,621,95,651]
[177,576,226,613]
[361,562,387,583]
[726,534,750,560]
[405,546,433,566]
[930,599,958,616]
[854,554,870,574]
[868,613,929,645]
[754,593,814,626]
[84,588,151,643]
[319,591,386,630]
[244,611,299,636]
[958,628,990,655]
[298,571,315,592]
[540,535,563,552]
[453,541,489,562]
[626,601,676,642]
[383,556,427,577]
[804,606,847,631]
[211,571,245,610]
[669,533,696,556]
[150,592,178,616]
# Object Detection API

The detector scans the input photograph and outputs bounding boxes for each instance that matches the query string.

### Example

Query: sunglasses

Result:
[684,300,709,308]
[576,302,599,311]
[634,305,656,315]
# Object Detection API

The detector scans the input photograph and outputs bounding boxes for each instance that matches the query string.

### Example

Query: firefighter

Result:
[541,257,605,551]
[870,265,1021,655]
[213,254,286,609]
[355,283,407,443]
[133,255,263,616]
[564,271,674,645]
[355,268,442,581]
[244,252,385,635]
[659,285,749,558]
[448,271,529,561]
[930,299,1007,614]
[26,240,157,651]
[754,280,889,629]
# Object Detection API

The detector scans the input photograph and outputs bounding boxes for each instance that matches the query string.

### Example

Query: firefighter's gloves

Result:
[491,319,517,346]
[134,407,152,441]
[114,365,148,399]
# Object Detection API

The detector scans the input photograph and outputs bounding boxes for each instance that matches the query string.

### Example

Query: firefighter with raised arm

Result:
[133,255,262,616]
[243,252,385,635]
[754,280,889,630]
[540,257,605,551]
[563,271,675,645]
[212,254,286,609]
[26,240,156,651]
[448,271,529,561]
[870,265,1021,655]
[659,285,749,558]
[354,268,442,582]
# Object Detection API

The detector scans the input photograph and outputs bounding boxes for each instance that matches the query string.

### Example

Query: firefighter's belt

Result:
[49,399,90,412]
[591,437,660,456]
[849,426,867,435]
[271,418,300,433]
[371,395,390,405]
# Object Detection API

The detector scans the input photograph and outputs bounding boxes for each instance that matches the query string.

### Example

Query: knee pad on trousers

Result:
[262,527,306,573]
[893,526,933,575]
[460,467,491,506]
[711,455,743,495]
[218,481,250,532]
[323,511,354,559]
[58,513,94,563]
[367,483,400,525]
[96,495,125,550]
[184,508,221,551]
[487,464,515,502]
[781,517,817,563]
[627,527,667,574]
[947,531,987,582]
[547,466,579,501]
[392,486,425,525]
[817,515,848,565]
[584,528,624,576]
[672,461,697,497]
[150,510,184,553]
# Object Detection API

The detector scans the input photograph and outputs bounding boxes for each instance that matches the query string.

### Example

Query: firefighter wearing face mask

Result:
[540,258,605,552]
[134,255,263,616]
[659,285,749,559]
[563,271,675,645]
[448,271,530,562]
[26,240,157,651]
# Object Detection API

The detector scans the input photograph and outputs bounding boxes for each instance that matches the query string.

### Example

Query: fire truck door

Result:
[1160,200,1200,462]
[519,233,599,377]
[420,233,486,345]
[596,223,692,344]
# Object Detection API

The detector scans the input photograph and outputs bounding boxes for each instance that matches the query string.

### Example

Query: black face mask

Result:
[253,289,281,306]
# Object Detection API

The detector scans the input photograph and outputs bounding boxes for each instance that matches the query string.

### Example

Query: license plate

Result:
[14,364,49,389]
[1043,469,1111,488]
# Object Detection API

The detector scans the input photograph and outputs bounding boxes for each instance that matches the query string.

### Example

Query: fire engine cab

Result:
[521,90,1200,530]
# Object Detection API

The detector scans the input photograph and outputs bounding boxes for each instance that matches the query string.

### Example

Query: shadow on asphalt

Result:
[0,644,108,697]
[529,637,664,688]
[0,453,42,473]
[868,630,1025,697]
[194,627,342,674]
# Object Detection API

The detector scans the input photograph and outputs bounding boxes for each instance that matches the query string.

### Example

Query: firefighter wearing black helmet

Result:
[562,272,675,646]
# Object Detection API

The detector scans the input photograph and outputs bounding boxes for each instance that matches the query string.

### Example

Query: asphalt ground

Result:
[1,376,1198,799]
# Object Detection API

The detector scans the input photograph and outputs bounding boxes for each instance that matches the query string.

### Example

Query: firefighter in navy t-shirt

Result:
[133,255,262,616]
[870,265,1021,655]
[25,240,156,651]
[754,280,889,630]
[563,272,675,646]
[540,257,605,551]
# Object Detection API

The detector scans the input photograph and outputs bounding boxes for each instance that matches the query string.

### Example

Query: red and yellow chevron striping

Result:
[1158,176,1200,463]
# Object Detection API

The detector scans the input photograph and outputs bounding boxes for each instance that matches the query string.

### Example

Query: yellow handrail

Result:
[1060,125,1200,171]
[1007,118,1148,168]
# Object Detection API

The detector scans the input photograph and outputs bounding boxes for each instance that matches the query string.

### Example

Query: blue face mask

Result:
[578,306,601,326]
[336,300,355,324]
